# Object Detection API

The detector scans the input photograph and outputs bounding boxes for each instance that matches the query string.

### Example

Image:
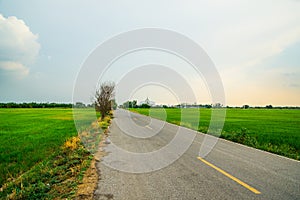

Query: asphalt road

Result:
[94,109,300,200]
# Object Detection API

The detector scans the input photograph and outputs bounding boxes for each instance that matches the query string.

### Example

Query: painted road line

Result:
[145,125,153,130]
[197,157,261,194]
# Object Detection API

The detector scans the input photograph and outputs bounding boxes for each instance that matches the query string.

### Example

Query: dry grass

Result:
[75,113,112,199]
[63,136,81,150]
[75,159,98,200]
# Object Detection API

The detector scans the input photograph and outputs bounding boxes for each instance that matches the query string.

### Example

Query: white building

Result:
[140,97,155,106]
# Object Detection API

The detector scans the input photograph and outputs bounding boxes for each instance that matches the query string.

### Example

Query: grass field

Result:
[1,107,299,198]
[130,108,300,160]
[0,108,100,199]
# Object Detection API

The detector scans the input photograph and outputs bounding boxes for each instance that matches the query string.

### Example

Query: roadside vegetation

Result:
[0,136,91,199]
[94,82,115,120]
[98,112,113,130]
[0,82,115,199]
[0,108,78,188]
[130,108,300,160]
[0,108,112,199]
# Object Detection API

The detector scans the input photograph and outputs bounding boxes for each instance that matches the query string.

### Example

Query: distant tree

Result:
[111,99,118,110]
[140,103,150,108]
[121,100,138,108]
[122,101,129,108]
[242,105,250,109]
[75,102,86,108]
[213,103,223,108]
[266,105,273,109]
[0,102,73,108]
[132,100,138,108]
[94,81,115,119]
[86,103,95,108]
[128,101,133,108]
[203,104,212,108]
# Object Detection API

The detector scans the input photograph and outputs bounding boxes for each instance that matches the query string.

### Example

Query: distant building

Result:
[140,97,155,107]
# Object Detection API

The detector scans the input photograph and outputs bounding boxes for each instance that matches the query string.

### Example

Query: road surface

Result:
[94,109,300,200]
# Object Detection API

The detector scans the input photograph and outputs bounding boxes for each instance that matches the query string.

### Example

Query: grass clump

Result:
[98,116,111,130]
[63,136,81,150]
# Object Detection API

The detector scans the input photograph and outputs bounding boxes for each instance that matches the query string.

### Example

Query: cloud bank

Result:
[0,14,40,77]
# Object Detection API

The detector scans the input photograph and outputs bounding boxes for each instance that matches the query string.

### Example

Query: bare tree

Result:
[94,82,115,119]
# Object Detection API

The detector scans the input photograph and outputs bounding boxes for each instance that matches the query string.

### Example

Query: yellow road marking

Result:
[197,157,261,194]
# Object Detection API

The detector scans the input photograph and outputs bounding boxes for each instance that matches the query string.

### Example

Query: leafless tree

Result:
[94,82,115,119]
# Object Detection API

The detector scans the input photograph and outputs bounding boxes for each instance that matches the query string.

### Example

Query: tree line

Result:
[0,102,73,108]
[120,100,151,109]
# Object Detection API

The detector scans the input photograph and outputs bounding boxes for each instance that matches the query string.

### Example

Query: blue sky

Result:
[0,0,299,106]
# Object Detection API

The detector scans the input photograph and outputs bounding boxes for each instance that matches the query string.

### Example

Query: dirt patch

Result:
[75,158,98,200]
[75,131,109,199]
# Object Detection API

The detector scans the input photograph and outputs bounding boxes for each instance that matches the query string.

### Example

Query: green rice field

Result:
[0,107,299,195]
[130,108,300,160]
[0,108,97,189]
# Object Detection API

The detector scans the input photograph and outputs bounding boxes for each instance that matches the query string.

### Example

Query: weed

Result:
[98,116,111,130]
[63,137,81,150]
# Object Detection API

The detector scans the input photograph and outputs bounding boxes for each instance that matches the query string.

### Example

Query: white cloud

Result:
[210,0,300,70]
[0,14,40,77]
[0,61,29,77]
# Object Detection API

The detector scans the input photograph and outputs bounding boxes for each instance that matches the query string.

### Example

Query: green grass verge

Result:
[0,108,102,199]
[0,137,92,199]
[130,108,300,160]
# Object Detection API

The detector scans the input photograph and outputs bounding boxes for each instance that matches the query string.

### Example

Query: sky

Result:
[0,0,299,106]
